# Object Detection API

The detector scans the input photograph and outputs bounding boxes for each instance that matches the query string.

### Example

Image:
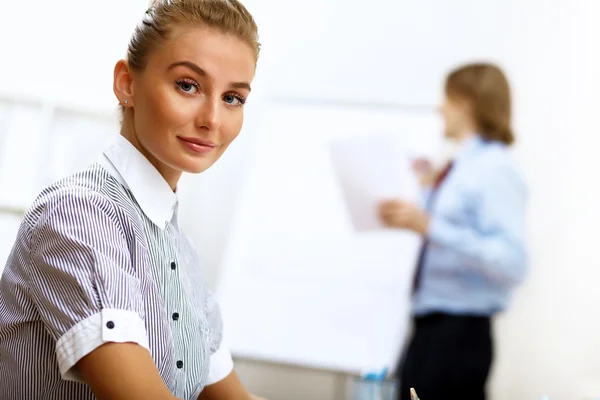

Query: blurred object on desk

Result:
[346,376,398,400]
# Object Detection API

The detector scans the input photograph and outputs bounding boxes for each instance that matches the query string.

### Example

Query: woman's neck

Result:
[454,128,477,144]
[120,120,181,192]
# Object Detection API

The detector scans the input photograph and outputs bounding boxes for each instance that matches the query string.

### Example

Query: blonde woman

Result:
[0,1,264,399]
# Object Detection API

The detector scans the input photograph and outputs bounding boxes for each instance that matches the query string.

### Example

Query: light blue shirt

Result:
[412,135,528,316]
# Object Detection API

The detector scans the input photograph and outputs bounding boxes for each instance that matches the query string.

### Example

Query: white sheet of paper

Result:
[329,135,416,231]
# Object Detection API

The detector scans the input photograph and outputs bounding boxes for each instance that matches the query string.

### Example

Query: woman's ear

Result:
[113,59,135,107]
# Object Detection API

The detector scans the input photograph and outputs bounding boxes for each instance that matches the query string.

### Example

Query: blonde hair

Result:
[129,0,260,70]
[445,63,514,145]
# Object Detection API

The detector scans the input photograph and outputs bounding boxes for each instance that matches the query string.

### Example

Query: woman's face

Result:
[440,94,473,140]
[115,25,256,186]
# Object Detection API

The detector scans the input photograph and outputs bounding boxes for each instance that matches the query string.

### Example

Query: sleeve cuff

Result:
[55,308,149,382]
[206,344,234,385]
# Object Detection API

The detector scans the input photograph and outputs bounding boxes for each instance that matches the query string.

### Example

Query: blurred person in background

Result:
[379,63,528,400]
[0,1,265,399]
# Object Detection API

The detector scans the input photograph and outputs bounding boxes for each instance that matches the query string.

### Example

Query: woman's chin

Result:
[177,158,217,175]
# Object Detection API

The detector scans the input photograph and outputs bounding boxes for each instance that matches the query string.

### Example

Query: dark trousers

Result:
[397,313,493,400]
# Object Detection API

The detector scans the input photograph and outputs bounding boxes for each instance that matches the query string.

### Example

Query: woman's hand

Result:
[378,199,430,235]
[412,158,436,187]
[198,370,267,400]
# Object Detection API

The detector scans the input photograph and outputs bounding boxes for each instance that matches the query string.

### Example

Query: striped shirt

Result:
[0,135,233,400]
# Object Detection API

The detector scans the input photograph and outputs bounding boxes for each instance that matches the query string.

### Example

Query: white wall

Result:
[1,1,599,399]
[490,1,600,398]
[0,1,145,114]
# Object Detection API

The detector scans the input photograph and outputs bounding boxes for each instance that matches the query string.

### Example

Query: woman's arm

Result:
[77,343,179,400]
[28,190,176,398]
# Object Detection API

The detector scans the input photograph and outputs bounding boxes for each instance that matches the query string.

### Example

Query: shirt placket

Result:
[163,225,187,399]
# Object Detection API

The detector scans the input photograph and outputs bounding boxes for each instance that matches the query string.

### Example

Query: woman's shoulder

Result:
[24,164,134,229]
[471,144,527,192]
[471,142,521,173]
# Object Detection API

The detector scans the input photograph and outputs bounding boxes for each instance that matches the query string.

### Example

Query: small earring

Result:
[123,99,128,104]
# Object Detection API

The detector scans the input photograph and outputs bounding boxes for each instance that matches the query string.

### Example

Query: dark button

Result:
[176,360,184,369]
[172,312,179,321]
[106,321,115,329]
[171,262,176,270]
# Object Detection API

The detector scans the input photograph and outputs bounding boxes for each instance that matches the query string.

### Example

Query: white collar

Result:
[100,135,178,229]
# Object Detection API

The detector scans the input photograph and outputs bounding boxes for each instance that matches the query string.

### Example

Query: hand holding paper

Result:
[378,199,429,235]
[411,158,436,187]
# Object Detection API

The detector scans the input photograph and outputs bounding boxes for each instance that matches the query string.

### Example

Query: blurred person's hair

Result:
[120,0,260,114]
[445,63,514,145]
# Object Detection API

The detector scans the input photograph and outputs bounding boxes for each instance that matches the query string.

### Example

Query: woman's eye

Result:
[223,94,245,106]
[176,80,198,94]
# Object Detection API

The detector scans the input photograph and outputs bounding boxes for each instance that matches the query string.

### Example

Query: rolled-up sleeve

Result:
[27,188,149,382]
[206,341,234,385]
[204,291,233,385]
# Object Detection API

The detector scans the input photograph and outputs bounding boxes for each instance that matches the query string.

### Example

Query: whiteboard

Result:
[217,103,443,373]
